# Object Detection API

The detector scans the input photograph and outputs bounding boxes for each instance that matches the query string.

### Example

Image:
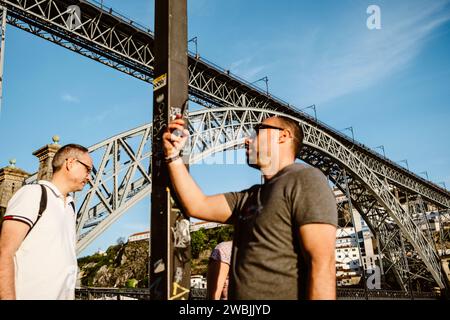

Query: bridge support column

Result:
[0,160,30,229]
[32,136,61,181]
[150,0,190,300]
[0,6,7,115]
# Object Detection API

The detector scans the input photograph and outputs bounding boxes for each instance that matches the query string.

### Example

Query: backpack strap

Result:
[37,184,48,223]
[25,184,76,238]
[25,184,47,238]
[69,201,75,214]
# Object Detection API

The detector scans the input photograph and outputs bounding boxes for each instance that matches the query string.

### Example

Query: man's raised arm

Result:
[163,119,232,223]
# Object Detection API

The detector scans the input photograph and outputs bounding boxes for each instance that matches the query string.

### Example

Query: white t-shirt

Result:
[4,180,78,300]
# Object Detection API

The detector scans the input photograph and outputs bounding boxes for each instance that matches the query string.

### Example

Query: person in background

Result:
[207,240,232,300]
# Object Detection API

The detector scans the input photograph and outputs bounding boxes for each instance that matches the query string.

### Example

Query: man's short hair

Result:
[275,116,304,157]
[52,144,89,173]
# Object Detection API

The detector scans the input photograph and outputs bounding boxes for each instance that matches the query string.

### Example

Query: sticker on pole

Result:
[153,73,167,91]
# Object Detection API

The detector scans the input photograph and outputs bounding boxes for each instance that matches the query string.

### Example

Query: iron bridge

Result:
[1,0,450,291]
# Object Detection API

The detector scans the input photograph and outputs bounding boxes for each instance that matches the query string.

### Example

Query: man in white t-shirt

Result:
[0,144,92,300]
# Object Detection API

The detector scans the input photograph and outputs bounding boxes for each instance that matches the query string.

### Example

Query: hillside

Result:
[77,225,233,288]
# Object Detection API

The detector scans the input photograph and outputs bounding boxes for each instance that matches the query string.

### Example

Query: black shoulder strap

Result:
[37,184,48,222]
[25,184,47,238]
[26,185,76,238]
[69,201,75,213]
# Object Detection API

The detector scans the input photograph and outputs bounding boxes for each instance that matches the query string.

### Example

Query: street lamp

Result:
[251,76,269,95]
[188,36,198,58]
[375,145,385,158]
[437,181,447,189]
[419,171,429,180]
[340,127,354,142]
[301,104,317,121]
[397,159,409,171]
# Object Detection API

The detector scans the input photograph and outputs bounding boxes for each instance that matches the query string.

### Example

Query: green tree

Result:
[126,278,138,288]
[216,225,233,243]
[191,228,208,258]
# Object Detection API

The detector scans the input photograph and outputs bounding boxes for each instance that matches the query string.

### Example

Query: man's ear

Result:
[278,129,290,144]
[65,158,72,171]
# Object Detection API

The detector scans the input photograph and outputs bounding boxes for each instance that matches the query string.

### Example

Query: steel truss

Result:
[1,0,448,205]
[2,0,447,208]
[2,0,450,289]
[28,107,444,290]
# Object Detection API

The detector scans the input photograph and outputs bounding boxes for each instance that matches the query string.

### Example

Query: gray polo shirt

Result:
[224,163,337,300]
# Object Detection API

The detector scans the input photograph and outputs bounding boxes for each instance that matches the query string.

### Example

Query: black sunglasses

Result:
[253,123,286,132]
[250,123,300,141]
[76,159,92,174]
[67,158,92,174]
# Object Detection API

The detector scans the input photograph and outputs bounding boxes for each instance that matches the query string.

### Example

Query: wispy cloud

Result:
[61,93,80,103]
[81,106,121,125]
[229,57,268,83]
[298,0,450,105]
[82,109,113,125]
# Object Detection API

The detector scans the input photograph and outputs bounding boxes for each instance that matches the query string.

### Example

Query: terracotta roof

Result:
[129,231,150,237]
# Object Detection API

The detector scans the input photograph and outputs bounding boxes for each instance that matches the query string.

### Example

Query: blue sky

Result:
[0,0,449,257]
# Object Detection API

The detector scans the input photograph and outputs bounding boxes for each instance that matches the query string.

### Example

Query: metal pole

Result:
[150,0,190,300]
[312,104,317,121]
[0,6,7,116]
[375,145,385,158]
[263,76,269,95]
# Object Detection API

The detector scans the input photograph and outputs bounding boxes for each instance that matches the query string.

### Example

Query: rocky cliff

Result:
[78,240,149,288]
[78,226,233,288]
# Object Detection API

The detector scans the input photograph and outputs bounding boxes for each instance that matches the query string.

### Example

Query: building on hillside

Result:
[191,275,207,289]
[128,231,150,243]
[333,188,380,287]
[190,221,226,232]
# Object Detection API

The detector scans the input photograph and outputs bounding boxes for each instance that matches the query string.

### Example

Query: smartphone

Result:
[171,100,188,137]
[172,100,188,120]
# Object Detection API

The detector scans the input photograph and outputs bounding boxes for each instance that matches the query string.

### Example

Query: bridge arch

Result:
[67,107,446,290]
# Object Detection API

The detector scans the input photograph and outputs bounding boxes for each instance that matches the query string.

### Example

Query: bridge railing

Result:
[75,287,150,300]
[75,287,441,300]
[336,288,441,300]
[85,0,153,35]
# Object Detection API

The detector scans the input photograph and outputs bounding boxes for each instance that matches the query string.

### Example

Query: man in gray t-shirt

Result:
[224,164,337,299]
[163,115,337,300]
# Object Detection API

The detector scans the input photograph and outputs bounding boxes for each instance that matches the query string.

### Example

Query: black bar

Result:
[150,0,190,300]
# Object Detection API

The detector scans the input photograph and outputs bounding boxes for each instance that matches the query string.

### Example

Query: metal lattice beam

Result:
[26,107,445,288]
[3,0,449,289]
[2,0,449,209]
